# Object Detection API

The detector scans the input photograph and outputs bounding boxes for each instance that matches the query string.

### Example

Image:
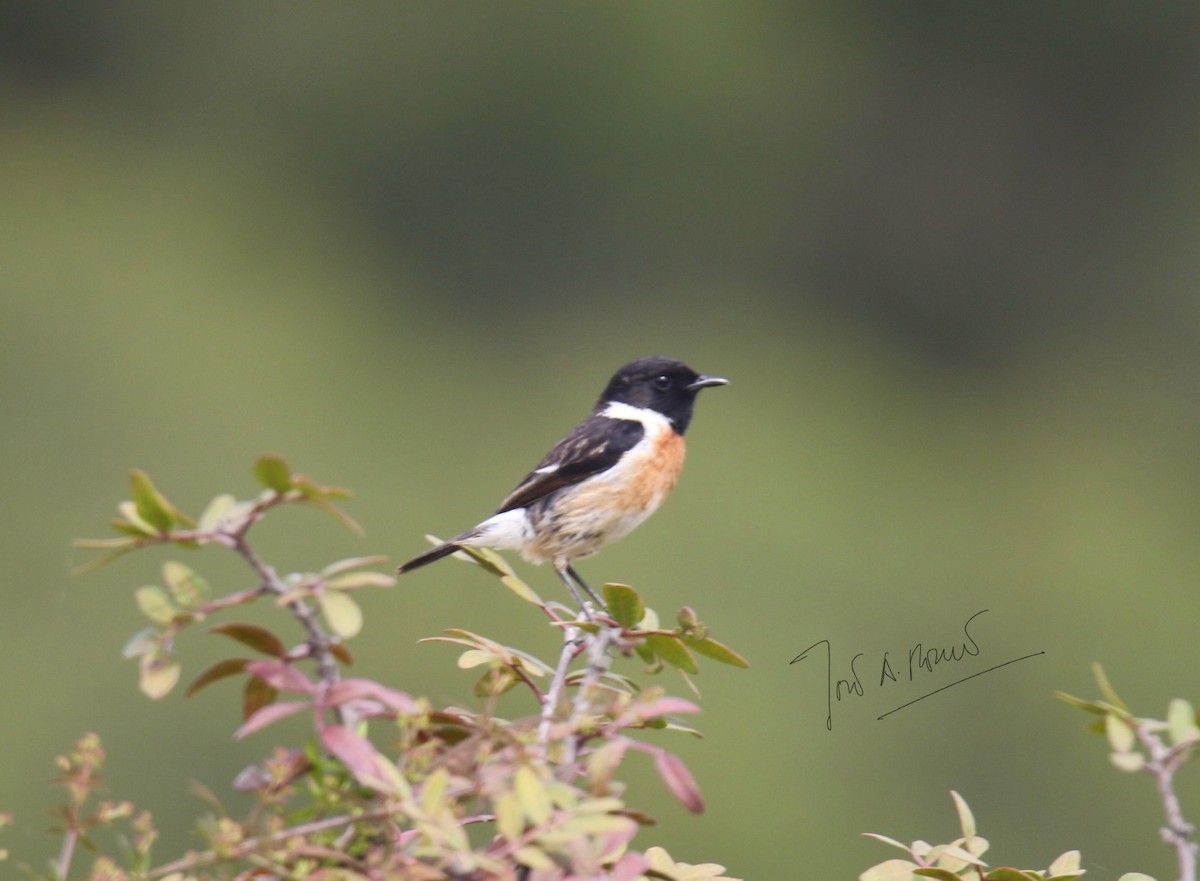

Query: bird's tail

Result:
[397,540,462,574]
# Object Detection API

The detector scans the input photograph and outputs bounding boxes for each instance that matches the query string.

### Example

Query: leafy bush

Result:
[859,664,1200,881]
[9,455,747,880]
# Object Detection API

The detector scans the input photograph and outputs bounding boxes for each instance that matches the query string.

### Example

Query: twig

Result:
[55,826,77,881]
[146,805,401,879]
[1135,721,1198,881]
[562,623,619,769]
[538,623,582,757]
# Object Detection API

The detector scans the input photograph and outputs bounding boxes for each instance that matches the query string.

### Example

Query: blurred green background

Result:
[3,3,1200,878]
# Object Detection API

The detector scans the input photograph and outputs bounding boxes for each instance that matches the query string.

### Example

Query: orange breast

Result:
[622,429,686,511]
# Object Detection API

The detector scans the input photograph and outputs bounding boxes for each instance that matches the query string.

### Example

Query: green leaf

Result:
[122,627,159,659]
[163,561,210,608]
[859,859,920,881]
[1110,751,1145,772]
[475,667,520,697]
[514,765,552,825]
[208,622,287,658]
[1116,874,1157,881]
[197,494,238,531]
[500,574,543,605]
[130,470,174,532]
[987,870,1042,881]
[328,571,396,590]
[914,870,962,881]
[293,475,363,536]
[1055,691,1107,715]
[1048,851,1081,876]
[135,586,177,625]
[457,649,496,669]
[862,833,912,853]
[1105,714,1136,753]
[139,650,181,699]
[682,635,750,668]
[494,791,523,841]
[1167,698,1200,745]
[1091,662,1129,713]
[320,591,363,639]
[646,634,698,674]
[950,790,976,841]
[604,583,644,629]
[421,767,449,816]
[586,739,629,792]
[322,555,391,577]
[186,658,250,697]
[70,542,138,576]
[253,453,294,493]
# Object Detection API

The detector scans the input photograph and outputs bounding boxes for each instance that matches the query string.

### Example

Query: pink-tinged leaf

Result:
[186,658,250,697]
[609,852,649,881]
[208,622,287,658]
[320,724,394,791]
[653,750,704,813]
[246,660,315,694]
[637,697,701,720]
[235,701,310,739]
[324,679,418,714]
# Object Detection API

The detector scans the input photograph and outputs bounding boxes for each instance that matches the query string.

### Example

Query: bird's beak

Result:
[687,375,729,391]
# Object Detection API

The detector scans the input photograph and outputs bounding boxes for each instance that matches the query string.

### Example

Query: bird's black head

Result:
[597,356,728,433]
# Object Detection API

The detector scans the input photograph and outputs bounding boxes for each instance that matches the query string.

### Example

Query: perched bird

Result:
[398,356,728,610]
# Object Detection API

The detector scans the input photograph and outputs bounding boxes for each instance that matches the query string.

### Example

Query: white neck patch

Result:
[602,400,673,432]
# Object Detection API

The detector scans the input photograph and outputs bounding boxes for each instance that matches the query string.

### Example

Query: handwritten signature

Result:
[790,609,1044,729]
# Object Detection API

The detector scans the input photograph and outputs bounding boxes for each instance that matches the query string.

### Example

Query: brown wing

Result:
[496,415,645,513]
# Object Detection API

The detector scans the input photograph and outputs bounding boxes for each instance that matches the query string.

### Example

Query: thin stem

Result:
[562,624,619,769]
[538,624,583,757]
[227,530,351,726]
[55,826,77,881]
[146,805,401,879]
[1135,721,1198,881]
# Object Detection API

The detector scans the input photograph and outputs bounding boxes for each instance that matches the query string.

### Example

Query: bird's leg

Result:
[554,562,593,620]
[566,564,605,609]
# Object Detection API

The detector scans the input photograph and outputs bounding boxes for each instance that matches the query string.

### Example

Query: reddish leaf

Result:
[320,724,392,790]
[245,659,314,694]
[234,701,310,739]
[243,676,278,722]
[324,679,418,714]
[186,658,250,697]
[609,852,649,881]
[208,623,287,658]
[653,750,704,813]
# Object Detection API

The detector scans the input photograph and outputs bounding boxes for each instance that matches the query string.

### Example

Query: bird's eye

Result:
[653,374,672,391]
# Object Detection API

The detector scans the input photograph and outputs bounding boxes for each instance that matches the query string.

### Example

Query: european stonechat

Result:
[398,356,728,610]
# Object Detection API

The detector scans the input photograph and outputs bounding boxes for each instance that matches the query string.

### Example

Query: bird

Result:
[397,356,728,611]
